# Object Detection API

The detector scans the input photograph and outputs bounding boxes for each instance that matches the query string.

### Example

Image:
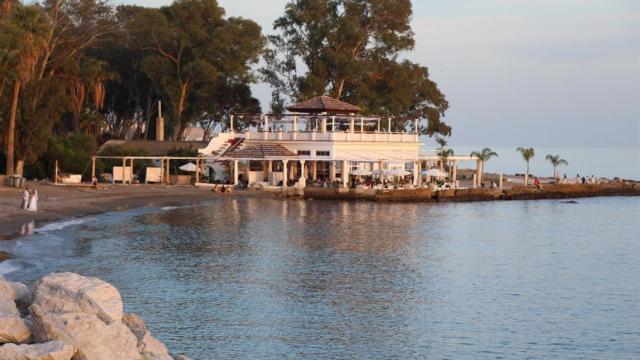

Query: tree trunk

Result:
[173,83,188,141]
[335,79,345,100]
[524,161,529,186]
[5,79,21,176]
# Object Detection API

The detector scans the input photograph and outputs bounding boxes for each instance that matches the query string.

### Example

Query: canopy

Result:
[423,169,446,177]
[179,162,198,172]
[387,169,411,176]
[286,96,361,114]
[351,168,373,176]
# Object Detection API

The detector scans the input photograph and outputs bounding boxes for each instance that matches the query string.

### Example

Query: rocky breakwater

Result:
[0,272,189,360]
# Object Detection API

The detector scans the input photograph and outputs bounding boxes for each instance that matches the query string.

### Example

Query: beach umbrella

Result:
[423,168,446,177]
[387,169,411,176]
[351,168,373,176]
[179,162,198,172]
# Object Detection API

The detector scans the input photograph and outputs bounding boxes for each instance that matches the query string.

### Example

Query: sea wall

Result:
[295,183,640,202]
[0,272,190,360]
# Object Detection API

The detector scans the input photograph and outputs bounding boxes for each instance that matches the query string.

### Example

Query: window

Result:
[297,150,311,156]
[316,150,330,156]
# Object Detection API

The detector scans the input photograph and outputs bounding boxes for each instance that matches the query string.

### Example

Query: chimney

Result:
[156,100,164,141]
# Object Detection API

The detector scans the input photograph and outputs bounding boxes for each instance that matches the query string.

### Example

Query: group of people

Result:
[21,186,38,211]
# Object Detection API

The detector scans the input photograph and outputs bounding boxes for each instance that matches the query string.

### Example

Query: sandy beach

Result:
[0,182,265,239]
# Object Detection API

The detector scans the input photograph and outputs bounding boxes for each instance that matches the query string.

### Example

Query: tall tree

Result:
[1,4,49,175]
[516,147,535,186]
[470,147,498,183]
[122,0,264,140]
[262,0,450,137]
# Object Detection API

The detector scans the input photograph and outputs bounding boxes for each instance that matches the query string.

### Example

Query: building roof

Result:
[286,96,361,114]
[222,141,298,159]
[99,140,208,156]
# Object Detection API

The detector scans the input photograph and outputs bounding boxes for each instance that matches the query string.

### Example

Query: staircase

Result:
[198,132,243,157]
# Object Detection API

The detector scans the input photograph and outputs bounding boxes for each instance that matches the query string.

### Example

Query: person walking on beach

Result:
[21,186,30,210]
[27,189,38,212]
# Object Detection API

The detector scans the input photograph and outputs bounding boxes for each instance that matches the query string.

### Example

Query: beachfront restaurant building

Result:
[199,96,440,188]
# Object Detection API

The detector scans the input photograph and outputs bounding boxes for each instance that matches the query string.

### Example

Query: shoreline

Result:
[1,181,638,241]
[0,182,268,240]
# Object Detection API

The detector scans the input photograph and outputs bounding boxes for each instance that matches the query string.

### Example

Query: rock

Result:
[31,272,123,324]
[30,304,140,360]
[0,316,32,344]
[123,313,172,360]
[0,289,31,345]
[173,356,191,360]
[0,340,75,360]
[0,280,32,308]
[0,251,10,263]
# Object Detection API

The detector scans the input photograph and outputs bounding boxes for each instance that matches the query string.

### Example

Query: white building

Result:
[198,96,424,188]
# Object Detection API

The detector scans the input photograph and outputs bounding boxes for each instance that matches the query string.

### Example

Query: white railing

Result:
[243,131,418,143]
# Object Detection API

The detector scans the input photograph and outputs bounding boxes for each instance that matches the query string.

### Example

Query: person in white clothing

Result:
[21,186,30,210]
[27,189,38,212]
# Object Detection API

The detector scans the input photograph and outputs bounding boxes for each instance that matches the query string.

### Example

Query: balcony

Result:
[242,131,419,143]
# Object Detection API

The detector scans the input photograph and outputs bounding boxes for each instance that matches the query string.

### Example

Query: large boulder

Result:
[30,305,140,360]
[0,340,75,360]
[0,279,32,310]
[122,313,172,360]
[29,273,140,360]
[31,273,122,324]
[0,289,31,344]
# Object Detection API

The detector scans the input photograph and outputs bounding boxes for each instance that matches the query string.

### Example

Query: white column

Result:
[342,160,349,188]
[499,173,503,189]
[472,173,477,189]
[452,160,457,181]
[299,160,306,187]
[233,160,239,186]
[388,117,391,132]
[293,116,297,132]
[268,160,273,185]
[377,118,380,132]
[312,161,317,180]
[332,116,335,132]
[230,115,234,132]
[321,118,327,133]
[282,160,288,188]
[360,117,364,132]
[330,161,336,181]
[414,119,419,133]
[413,161,418,186]
[417,160,422,186]
[263,115,269,140]
[349,117,355,133]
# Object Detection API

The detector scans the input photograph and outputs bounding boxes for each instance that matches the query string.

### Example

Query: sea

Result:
[1,196,639,359]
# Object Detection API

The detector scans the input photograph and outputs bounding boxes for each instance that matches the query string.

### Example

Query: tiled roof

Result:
[99,140,207,156]
[286,96,361,114]
[222,142,298,159]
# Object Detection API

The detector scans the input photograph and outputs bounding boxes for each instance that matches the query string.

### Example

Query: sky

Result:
[118,0,640,149]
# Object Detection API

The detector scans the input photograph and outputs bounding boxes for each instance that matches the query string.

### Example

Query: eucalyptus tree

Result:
[121,0,264,140]
[470,147,498,183]
[545,154,568,180]
[261,0,451,137]
[516,147,535,186]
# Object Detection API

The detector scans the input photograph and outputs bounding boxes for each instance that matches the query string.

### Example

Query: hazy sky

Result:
[119,0,640,148]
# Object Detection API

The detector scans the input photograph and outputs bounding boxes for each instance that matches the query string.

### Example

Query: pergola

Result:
[91,155,207,184]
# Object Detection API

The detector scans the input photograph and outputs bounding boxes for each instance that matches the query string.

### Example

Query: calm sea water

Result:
[1,197,639,359]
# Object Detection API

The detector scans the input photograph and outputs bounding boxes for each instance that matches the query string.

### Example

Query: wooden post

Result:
[122,158,126,184]
[55,160,59,184]
[282,160,288,188]
[91,156,96,181]
[129,158,134,184]
[388,118,391,132]
[195,158,200,184]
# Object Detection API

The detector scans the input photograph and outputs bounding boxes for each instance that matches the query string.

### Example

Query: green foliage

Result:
[261,0,450,136]
[470,148,498,162]
[545,154,568,167]
[24,132,97,180]
[96,144,151,181]
[516,147,535,162]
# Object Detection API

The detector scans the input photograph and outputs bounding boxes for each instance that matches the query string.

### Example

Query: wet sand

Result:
[0,182,265,239]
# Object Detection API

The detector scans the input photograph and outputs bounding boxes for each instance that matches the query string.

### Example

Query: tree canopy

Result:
[1,0,264,175]
[261,0,450,136]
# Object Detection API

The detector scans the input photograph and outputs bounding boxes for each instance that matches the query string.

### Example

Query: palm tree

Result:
[545,154,568,181]
[470,147,498,183]
[2,5,48,175]
[516,147,535,185]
